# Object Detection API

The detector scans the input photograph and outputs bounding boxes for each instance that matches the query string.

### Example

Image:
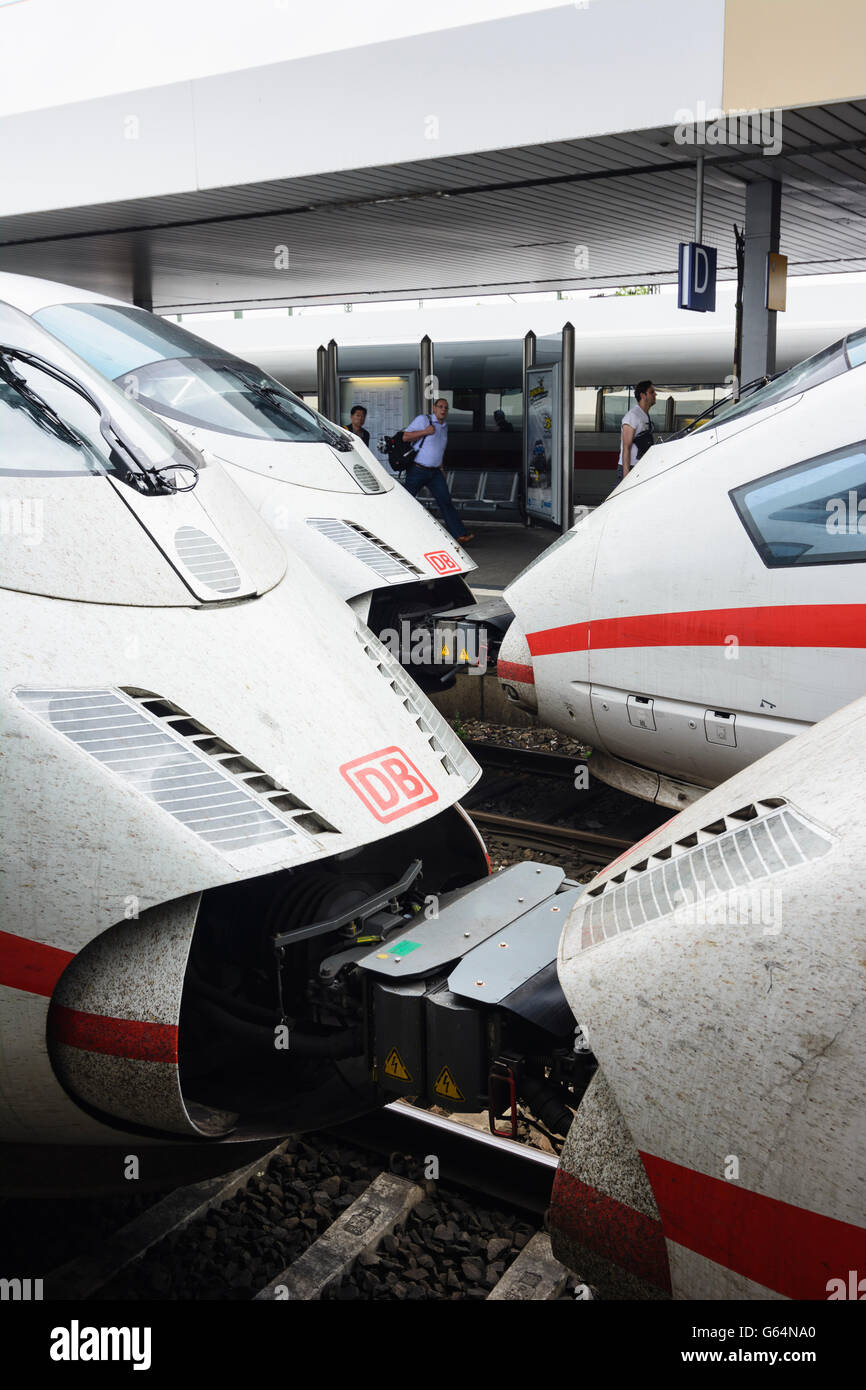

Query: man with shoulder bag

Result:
[617,380,657,483]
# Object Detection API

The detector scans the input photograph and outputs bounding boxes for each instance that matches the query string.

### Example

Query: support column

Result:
[316,345,327,416]
[326,339,339,424]
[741,180,781,385]
[521,331,536,527]
[131,237,153,312]
[560,322,575,534]
[419,335,435,410]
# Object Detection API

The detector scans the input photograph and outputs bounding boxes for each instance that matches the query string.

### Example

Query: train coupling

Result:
[348,862,593,1132]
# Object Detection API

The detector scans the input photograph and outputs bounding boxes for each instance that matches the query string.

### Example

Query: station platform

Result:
[461,522,559,594]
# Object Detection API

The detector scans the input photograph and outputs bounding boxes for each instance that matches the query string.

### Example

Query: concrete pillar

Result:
[741,180,781,385]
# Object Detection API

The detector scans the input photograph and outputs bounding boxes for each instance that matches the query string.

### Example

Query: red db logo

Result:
[425,550,460,575]
[340,746,438,823]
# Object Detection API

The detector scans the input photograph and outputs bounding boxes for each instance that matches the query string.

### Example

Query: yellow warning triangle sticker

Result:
[459,649,470,662]
[441,644,451,658]
[433,1066,465,1102]
[384,1048,412,1082]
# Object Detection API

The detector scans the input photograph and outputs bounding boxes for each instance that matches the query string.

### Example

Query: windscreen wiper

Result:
[0,346,197,494]
[232,368,354,451]
[0,353,87,447]
[670,374,776,439]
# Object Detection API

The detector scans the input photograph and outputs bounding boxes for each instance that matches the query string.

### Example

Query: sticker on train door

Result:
[340,746,438,822]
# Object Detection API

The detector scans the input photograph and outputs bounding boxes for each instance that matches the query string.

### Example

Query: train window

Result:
[33,302,328,444]
[845,327,866,368]
[438,389,477,432]
[0,356,112,476]
[731,444,866,567]
[573,388,598,432]
[601,388,632,432]
[112,357,328,441]
[34,302,213,379]
[485,390,522,432]
[664,386,717,431]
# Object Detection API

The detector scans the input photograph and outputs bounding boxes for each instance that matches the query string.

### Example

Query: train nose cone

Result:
[497,623,537,713]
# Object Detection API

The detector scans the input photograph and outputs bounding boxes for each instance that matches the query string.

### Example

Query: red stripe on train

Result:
[527,604,866,658]
[0,930,74,998]
[552,1150,866,1299]
[641,1151,866,1299]
[50,1003,178,1064]
[497,660,535,685]
[549,1167,672,1292]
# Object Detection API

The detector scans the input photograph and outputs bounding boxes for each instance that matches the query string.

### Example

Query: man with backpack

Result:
[400,398,473,543]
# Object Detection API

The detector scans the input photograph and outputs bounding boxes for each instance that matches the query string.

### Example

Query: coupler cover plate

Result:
[356,863,564,979]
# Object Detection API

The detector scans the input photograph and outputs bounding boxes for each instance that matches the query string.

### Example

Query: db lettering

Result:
[425,550,460,575]
[340,747,438,822]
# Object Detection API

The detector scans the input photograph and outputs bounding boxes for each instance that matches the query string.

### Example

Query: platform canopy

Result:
[2,1,866,311]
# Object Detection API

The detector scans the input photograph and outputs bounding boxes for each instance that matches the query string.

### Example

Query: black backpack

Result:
[379,415,432,472]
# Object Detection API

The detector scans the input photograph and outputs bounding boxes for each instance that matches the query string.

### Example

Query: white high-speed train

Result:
[0,273,477,689]
[0,300,583,1173]
[499,329,866,808]
[551,692,866,1301]
[4,303,863,1300]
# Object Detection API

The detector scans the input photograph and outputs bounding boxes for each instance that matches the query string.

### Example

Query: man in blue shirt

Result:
[401,398,474,543]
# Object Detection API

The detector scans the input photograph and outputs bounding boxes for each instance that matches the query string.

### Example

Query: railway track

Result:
[40,1110,579,1303]
[468,809,630,862]
[463,739,582,780]
[462,736,662,868]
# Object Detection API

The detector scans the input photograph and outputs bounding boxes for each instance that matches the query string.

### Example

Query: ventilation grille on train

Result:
[574,799,834,950]
[16,689,337,855]
[307,518,422,583]
[174,525,241,594]
[354,623,479,783]
[352,463,385,493]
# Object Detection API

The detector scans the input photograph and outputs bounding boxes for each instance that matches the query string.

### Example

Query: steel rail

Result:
[468,809,629,860]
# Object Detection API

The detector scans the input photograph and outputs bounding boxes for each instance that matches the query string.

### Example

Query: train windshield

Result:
[1,299,206,486]
[0,349,116,477]
[690,337,851,434]
[33,302,334,443]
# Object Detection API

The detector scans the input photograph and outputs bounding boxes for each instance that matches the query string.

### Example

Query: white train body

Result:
[0,301,486,1155]
[552,694,866,1300]
[500,331,866,807]
[0,273,475,671]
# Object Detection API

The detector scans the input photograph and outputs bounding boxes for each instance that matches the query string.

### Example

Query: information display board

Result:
[524,364,561,526]
[338,374,416,473]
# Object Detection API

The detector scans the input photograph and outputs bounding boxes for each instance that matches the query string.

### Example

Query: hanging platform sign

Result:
[678,241,717,313]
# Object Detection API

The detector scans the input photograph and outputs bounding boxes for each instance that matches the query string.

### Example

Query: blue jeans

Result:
[402,464,466,539]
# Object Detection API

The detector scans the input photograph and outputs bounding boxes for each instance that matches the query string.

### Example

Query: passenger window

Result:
[731,444,866,567]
